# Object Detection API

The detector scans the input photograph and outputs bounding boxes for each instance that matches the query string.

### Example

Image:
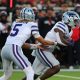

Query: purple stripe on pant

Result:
[12,44,28,69]
[16,45,28,67]
[38,49,53,68]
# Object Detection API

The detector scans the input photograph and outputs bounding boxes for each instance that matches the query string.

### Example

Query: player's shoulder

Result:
[12,21,23,26]
[29,21,38,26]
[54,21,67,29]
[11,21,17,27]
[53,21,67,32]
[56,21,66,27]
[26,22,38,29]
[12,21,16,25]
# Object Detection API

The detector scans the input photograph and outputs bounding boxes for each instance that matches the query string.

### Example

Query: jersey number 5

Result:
[10,24,22,36]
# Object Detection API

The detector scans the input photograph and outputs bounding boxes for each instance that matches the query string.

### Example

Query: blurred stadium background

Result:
[0,0,80,80]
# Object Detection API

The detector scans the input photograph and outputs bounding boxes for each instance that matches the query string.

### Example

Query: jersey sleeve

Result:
[31,22,41,38]
[55,22,66,33]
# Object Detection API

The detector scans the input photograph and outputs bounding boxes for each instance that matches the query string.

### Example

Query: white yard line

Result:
[55,74,80,79]
[60,69,80,72]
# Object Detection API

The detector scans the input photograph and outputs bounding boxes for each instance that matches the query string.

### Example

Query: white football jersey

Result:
[6,21,40,47]
[44,21,70,52]
[45,21,69,42]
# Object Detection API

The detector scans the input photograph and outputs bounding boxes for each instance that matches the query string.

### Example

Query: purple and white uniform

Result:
[32,21,70,75]
[1,21,40,69]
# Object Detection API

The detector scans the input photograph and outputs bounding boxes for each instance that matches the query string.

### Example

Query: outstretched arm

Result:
[22,43,44,50]
[35,36,56,45]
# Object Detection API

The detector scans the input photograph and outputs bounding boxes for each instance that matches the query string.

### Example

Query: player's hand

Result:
[65,37,74,46]
[67,40,74,46]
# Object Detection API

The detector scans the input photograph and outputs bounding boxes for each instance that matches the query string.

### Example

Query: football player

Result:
[22,11,80,80]
[0,7,54,80]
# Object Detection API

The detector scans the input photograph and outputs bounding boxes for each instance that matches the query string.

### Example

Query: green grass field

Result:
[0,70,80,80]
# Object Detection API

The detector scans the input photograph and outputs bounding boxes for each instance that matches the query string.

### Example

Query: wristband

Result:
[30,44,38,50]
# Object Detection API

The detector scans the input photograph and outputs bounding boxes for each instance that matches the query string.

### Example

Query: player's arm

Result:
[22,43,44,50]
[54,28,71,46]
[31,25,56,45]
[35,36,56,45]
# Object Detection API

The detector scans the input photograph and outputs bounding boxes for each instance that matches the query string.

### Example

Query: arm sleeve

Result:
[31,25,41,38]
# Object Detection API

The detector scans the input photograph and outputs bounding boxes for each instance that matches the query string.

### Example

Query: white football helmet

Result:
[20,7,35,21]
[62,11,80,27]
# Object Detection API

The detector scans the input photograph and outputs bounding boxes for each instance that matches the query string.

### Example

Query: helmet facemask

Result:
[68,16,80,28]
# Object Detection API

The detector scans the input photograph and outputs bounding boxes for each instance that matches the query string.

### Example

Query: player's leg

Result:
[0,45,13,80]
[0,58,13,80]
[35,49,60,80]
[38,65,60,80]
[33,57,49,80]
[22,51,46,80]
[12,44,34,80]
[32,58,60,80]
[22,48,60,80]
[22,73,39,80]
[32,57,47,75]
